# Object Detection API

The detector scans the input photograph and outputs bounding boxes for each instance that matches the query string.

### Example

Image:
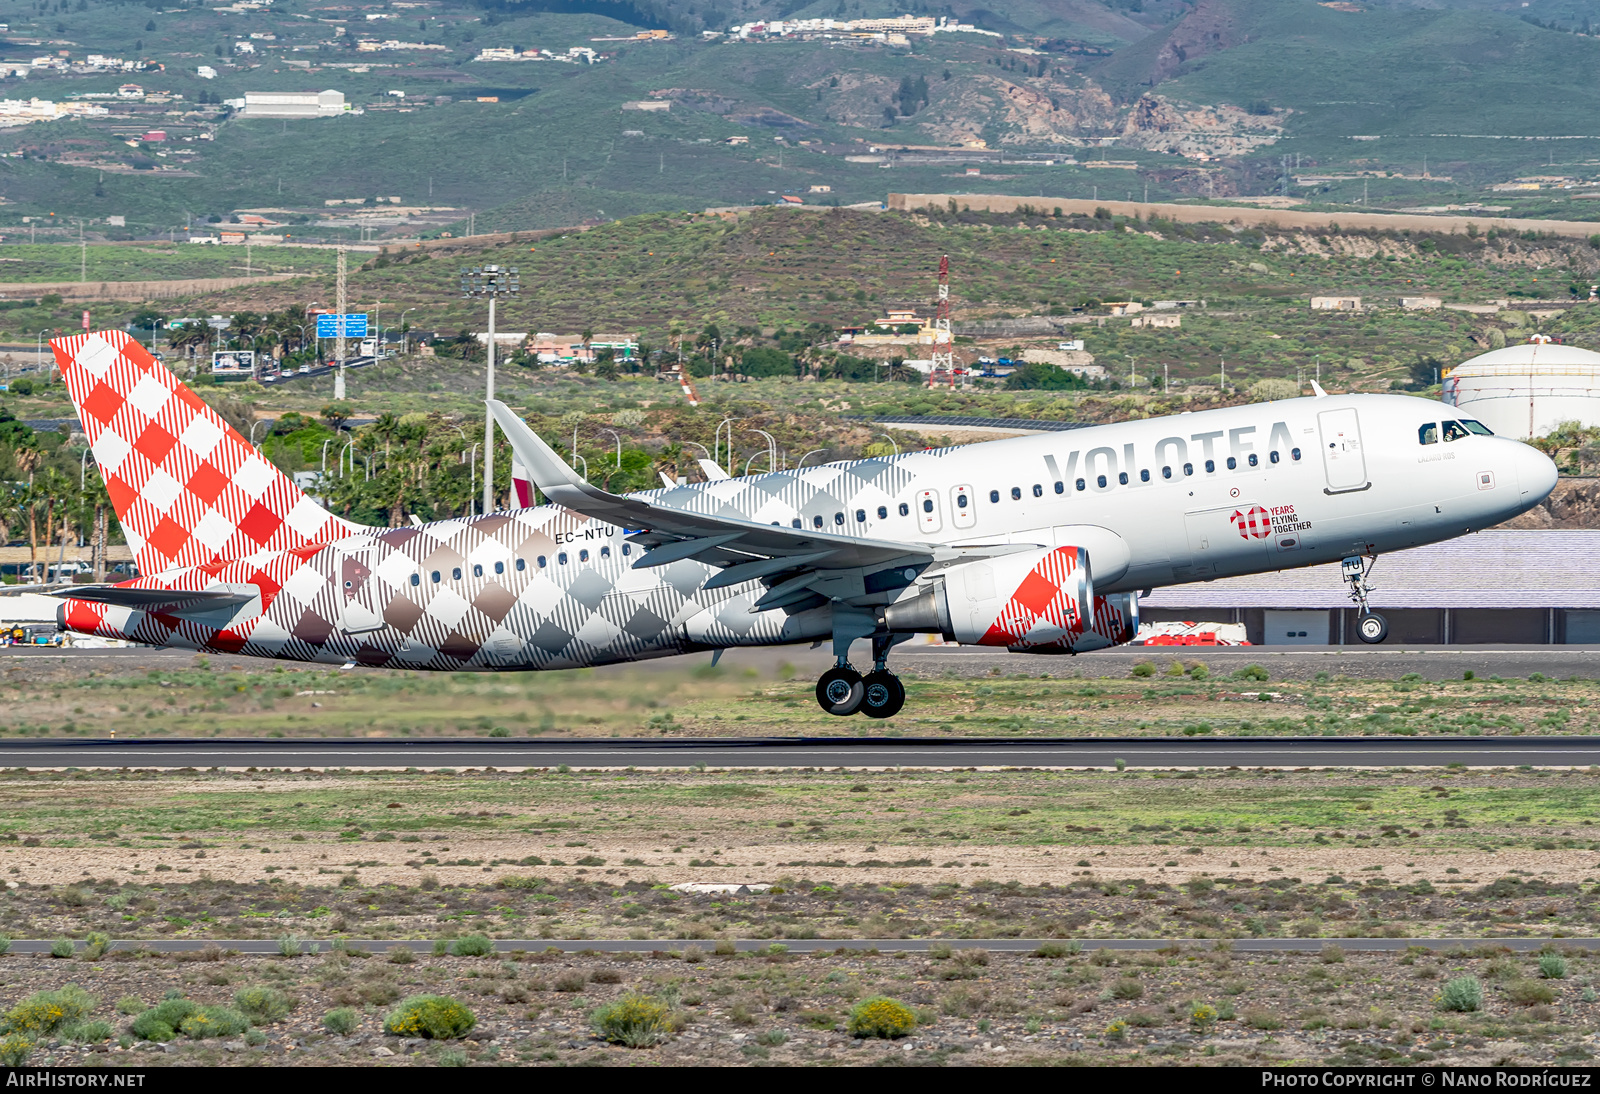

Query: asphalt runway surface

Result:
[1,735,1599,768]
[8,643,1600,683]
[6,938,1593,955]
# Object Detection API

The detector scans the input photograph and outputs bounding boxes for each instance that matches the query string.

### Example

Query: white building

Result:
[1443,337,1600,440]
[197,65,217,79]
[239,89,347,118]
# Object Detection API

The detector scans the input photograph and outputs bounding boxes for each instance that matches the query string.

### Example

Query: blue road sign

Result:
[315,314,369,338]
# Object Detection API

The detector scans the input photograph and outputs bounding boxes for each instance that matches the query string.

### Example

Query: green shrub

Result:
[1506,979,1557,1006]
[323,1008,359,1035]
[1130,662,1155,678]
[0,1034,31,1066]
[115,996,145,1016]
[387,945,415,965]
[1539,953,1569,979]
[1111,978,1144,1000]
[62,1020,113,1044]
[846,996,916,1039]
[0,936,12,956]
[1189,1002,1218,1028]
[1243,1008,1284,1030]
[49,938,73,959]
[83,932,111,961]
[1033,940,1082,958]
[437,1048,468,1067]
[179,1005,250,1040]
[131,999,199,1041]
[234,986,294,1023]
[591,993,676,1048]
[431,940,449,957]
[1439,976,1483,1012]
[383,995,476,1040]
[6,986,95,1034]
[275,934,302,958]
[1103,1018,1127,1042]
[1232,665,1270,682]
[449,934,493,957]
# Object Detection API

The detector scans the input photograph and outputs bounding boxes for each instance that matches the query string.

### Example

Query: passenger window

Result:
[813,515,824,528]
[792,518,802,528]
[516,558,526,571]
[452,567,463,580]
[1032,484,1043,497]
[855,509,866,522]
[1443,421,1470,442]
[431,570,441,583]
[1183,463,1194,476]
[1162,466,1172,480]
[621,544,631,557]
[956,493,968,508]
[1419,423,1439,445]
[1096,474,1107,488]
[1248,453,1258,467]
[1140,469,1150,483]
[601,546,611,558]
[558,553,568,565]
[1204,459,1215,473]
[494,561,505,575]
[989,489,1000,504]
[537,556,547,569]
[922,499,934,513]
[834,512,845,525]
[1053,481,1064,494]
[1226,457,1237,470]
[1291,448,1302,461]
[1011,487,1022,501]
[898,503,910,517]
[1118,472,1129,485]
[1075,478,1086,491]
[877,506,888,519]
[409,573,420,587]
[1463,419,1494,435]
[1269,451,1280,464]
[579,549,589,562]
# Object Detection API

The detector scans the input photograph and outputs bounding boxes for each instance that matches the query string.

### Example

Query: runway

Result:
[6,937,1594,955]
[2,735,1599,768]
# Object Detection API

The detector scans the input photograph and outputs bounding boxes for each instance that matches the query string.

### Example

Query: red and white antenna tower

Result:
[928,253,956,388]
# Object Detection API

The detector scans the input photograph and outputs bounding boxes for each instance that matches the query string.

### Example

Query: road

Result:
[2,735,1599,768]
[8,937,1595,955]
[9,643,1600,683]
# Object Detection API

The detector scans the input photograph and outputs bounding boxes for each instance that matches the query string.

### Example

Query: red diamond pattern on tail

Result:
[52,330,356,576]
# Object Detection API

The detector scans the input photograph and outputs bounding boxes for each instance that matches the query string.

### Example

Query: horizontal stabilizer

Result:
[51,585,256,615]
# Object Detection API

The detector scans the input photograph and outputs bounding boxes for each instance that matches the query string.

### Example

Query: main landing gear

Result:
[815,634,906,718]
[1342,554,1389,644]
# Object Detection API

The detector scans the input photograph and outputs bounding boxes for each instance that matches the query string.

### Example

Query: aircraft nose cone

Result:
[1514,441,1558,503]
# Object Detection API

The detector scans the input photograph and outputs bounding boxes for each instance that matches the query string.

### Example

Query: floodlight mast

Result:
[460,264,520,514]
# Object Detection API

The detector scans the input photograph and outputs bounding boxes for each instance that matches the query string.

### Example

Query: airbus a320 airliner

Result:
[45,331,1557,718]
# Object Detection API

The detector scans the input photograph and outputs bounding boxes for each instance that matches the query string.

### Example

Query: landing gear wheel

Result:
[816,666,865,716]
[860,671,905,719]
[1357,612,1389,644]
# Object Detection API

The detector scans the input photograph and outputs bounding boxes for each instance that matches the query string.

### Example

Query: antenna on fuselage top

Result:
[1310,381,1328,397]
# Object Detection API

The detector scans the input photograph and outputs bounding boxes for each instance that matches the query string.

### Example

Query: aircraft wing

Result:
[489,402,1027,597]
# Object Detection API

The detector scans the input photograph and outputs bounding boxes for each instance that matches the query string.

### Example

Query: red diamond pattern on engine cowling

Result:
[51,331,354,578]
[979,546,1085,647]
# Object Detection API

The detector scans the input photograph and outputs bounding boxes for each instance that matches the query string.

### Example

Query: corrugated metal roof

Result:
[1140,530,1600,610]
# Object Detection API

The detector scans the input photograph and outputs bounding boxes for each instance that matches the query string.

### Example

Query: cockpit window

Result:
[1419,423,1438,445]
[1462,419,1494,436]
[1442,420,1470,442]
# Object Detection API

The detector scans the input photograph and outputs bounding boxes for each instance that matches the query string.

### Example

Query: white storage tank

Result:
[1443,336,1600,439]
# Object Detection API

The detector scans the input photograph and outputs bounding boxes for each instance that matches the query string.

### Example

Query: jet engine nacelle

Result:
[883,545,1138,653]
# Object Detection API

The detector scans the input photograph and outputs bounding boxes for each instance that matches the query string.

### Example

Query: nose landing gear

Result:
[814,633,907,717]
[1342,553,1388,644]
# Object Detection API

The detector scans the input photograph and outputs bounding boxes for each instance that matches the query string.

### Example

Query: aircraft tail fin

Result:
[52,331,355,576]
